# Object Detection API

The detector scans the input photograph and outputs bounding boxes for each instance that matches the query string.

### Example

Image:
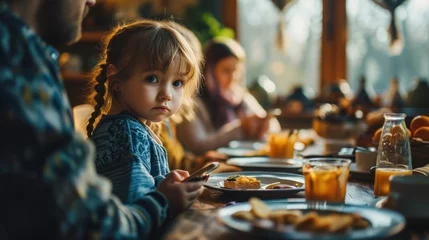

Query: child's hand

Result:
[171,169,190,179]
[157,170,205,216]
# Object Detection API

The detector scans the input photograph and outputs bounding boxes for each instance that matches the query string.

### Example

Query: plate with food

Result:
[204,171,304,198]
[217,197,405,240]
[226,157,302,173]
[216,141,268,157]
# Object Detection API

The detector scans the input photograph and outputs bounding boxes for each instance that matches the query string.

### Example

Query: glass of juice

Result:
[302,158,351,203]
[268,131,289,158]
[374,113,412,197]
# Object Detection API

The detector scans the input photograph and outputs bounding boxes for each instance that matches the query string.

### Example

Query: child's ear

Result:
[107,64,121,91]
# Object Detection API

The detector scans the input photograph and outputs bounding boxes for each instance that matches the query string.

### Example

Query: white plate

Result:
[226,157,302,172]
[217,201,405,240]
[228,140,266,149]
[217,147,264,157]
[205,171,304,198]
[216,141,266,157]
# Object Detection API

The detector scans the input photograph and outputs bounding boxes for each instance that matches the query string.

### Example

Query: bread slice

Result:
[224,175,261,189]
[224,180,261,189]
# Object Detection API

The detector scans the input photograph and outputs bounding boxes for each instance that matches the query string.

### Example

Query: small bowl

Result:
[355,150,377,172]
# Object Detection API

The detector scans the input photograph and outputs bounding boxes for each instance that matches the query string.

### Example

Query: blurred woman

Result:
[177,37,281,155]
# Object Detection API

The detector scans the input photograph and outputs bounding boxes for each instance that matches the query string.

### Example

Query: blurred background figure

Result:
[177,37,281,155]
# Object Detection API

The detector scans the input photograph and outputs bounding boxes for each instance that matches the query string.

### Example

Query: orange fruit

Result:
[374,126,412,144]
[373,128,383,143]
[413,126,429,141]
[389,125,412,138]
[410,115,429,134]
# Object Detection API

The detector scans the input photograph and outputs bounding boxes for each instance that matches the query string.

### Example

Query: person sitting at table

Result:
[86,19,205,204]
[0,0,203,239]
[177,37,281,155]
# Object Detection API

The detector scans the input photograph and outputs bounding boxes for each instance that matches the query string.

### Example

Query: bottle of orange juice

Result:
[374,168,412,196]
[373,113,412,197]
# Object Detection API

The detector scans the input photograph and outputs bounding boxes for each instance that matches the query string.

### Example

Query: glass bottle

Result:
[373,113,412,197]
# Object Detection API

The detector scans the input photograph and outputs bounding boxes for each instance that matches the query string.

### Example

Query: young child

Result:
[86,19,203,205]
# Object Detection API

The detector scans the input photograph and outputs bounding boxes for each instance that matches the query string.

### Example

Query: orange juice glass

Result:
[374,168,412,196]
[302,158,351,203]
[286,130,298,158]
[268,131,289,158]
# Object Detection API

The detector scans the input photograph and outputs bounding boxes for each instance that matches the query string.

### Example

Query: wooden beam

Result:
[320,0,347,91]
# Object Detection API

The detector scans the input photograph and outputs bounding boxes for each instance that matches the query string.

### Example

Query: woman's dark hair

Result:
[200,37,246,128]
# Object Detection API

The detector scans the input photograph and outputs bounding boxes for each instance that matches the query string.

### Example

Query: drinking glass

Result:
[302,158,351,203]
[268,131,289,158]
[374,113,412,197]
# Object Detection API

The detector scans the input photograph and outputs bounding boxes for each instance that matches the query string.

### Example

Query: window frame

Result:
[222,0,347,93]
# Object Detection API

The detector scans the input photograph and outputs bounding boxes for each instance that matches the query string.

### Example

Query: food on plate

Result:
[351,213,371,229]
[268,210,302,225]
[250,197,271,219]
[232,211,255,221]
[222,175,294,190]
[224,175,261,189]
[263,182,280,189]
[231,197,370,233]
[271,184,295,189]
[295,212,319,231]
[319,215,354,233]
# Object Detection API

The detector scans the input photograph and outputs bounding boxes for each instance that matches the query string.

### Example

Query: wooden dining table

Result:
[157,175,428,239]
[157,137,429,240]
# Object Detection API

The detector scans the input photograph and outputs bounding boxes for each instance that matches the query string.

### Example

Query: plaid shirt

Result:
[0,4,168,239]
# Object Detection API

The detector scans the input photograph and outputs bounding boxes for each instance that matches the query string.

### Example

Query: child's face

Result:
[214,56,244,91]
[117,57,186,122]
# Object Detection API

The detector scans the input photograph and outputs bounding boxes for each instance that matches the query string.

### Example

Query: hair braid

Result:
[86,64,108,137]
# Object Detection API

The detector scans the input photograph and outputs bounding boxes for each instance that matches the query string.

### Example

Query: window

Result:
[238,0,323,97]
[347,0,429,95]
